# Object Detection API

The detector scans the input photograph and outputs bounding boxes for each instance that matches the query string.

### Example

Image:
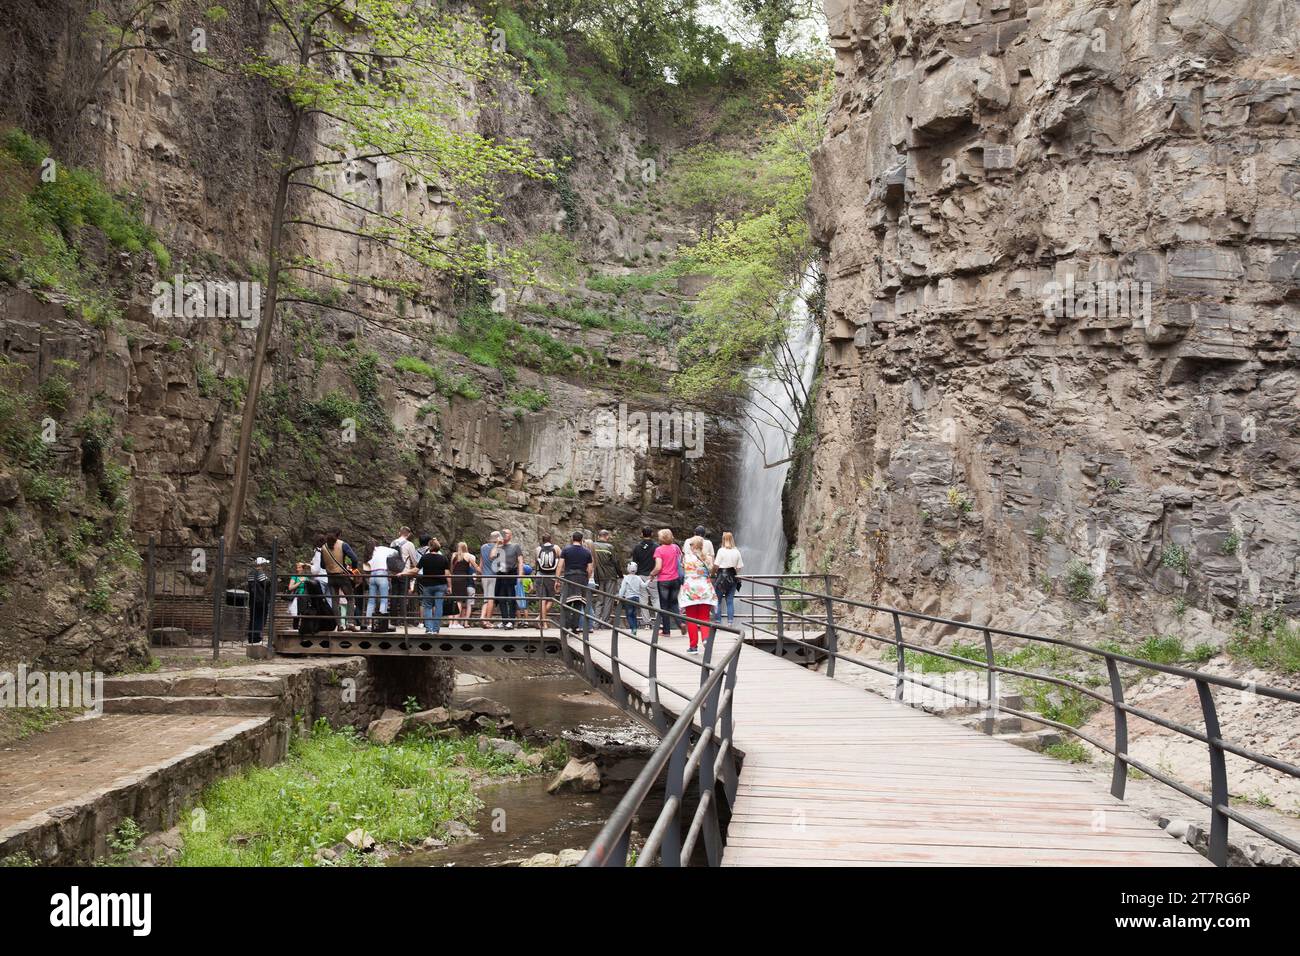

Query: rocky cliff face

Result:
[798,0,1299,645]
[0,1,743,670]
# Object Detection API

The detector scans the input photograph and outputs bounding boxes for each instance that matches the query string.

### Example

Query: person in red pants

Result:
[679,535,717,653]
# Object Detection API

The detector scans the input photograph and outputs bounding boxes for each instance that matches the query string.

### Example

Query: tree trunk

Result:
[221,24,313,552]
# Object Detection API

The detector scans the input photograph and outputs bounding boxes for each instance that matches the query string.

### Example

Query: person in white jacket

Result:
[617,561,648,634]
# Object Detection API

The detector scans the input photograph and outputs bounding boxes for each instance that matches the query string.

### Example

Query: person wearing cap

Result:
[246,556,272,644]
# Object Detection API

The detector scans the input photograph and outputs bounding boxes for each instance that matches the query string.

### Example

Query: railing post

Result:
[982,627,997,734]
[774,582,786,659]
[822,573,837,678]
[1105,656,1128,799]
[558,581,574,668]
[266,539,277,655]
[698,676,724,866]
[145,536,156,646]
[891,610,905,701]
[212,536,226,663]
[647,614,667,733]
[717,646,741,804]
[580,586,596,685]
[609,614,627,709]
[660,731,689,866]
[1195,679,1229,866]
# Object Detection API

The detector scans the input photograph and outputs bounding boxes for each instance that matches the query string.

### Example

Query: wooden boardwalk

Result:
[566,630,1210,867]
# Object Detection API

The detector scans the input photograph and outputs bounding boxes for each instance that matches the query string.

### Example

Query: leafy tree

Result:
[669,74,829,463]
[208,0,550,548]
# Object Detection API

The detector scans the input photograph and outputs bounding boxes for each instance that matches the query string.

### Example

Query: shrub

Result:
[1063,559,1095,602]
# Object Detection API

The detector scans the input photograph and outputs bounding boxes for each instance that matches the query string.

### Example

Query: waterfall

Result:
[731,269,822,578]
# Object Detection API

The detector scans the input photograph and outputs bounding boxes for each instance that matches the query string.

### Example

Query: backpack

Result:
[385,548,406,575]
[536,543,558,572]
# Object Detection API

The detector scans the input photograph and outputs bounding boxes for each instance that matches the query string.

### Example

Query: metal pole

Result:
[660,731,688,866]
[581,585,596,685]
[774,582,785,659]
[1196,679,1229,866]
[558,581,574,668]
[609,613,627,709]
[145,536,156,646]
[266,539,277,655]
[982,627,997,734]
[212,536,225,662]
[822,572,837,678]
[647,614,666,733]
[891,610,905,701]
[1106,656,1128,799]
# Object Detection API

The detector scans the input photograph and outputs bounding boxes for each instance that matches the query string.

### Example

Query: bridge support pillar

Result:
[367,657,455,712]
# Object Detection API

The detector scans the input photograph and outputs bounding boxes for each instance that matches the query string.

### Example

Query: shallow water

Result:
[396,666,658,866]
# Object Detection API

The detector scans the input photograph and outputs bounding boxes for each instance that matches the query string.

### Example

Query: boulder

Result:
[460,696,511,719]
[546,758,601,794]
[344,828,375,852]
[367,713,405,745]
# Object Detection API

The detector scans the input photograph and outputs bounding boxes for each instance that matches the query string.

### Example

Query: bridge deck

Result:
[568,631,1210,867]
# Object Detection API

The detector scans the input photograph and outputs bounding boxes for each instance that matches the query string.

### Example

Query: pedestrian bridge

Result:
[145,546,1299,867]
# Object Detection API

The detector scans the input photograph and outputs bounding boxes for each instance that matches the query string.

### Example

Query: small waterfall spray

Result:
[731,269,822,578]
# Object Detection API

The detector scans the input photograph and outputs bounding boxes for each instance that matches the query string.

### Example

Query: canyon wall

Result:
[800,0,1299,645]
[0,1,742,670]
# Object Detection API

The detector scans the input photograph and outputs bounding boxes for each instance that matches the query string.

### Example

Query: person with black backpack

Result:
[534,532,559,629]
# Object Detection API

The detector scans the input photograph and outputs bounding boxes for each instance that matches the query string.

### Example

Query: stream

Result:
[394,663,660,867]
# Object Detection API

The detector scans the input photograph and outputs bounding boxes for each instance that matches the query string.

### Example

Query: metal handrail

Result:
[736,574,1300,865]
[556,580,744,867]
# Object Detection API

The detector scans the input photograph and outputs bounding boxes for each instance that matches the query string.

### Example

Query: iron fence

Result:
[737,575,1300,866]
[557,580,743,867]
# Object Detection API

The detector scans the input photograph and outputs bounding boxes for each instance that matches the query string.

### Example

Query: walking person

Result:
[449,542,479,628]
[618,560,647,635]
[592,529,621,627]
[390,526,420,624]
[478,531,500,625]
[630,526,660,619]
[416,538,452,633]
[534,533,559,629]
[680,535,717,653]
[693,525,715,563]
[556,530,594,633]
[490,528,524,630]
[712,531,744,625]
[651,529,687,637]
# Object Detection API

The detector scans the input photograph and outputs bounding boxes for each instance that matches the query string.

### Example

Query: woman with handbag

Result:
[651,529,687,638]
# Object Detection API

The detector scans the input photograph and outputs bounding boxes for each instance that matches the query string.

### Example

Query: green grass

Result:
[1063,559,1095,601]
[1228,609,1300,674]
[1044,740,1092,764]
[177,720,548,866]
[394,355,481,400]
[1135,634,1188,665]
[505,387,549,413]
[0,128,167,327]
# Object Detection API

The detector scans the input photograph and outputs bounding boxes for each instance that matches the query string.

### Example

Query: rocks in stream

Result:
[513,848,586,867]
[546,758,602,794]
[366,697,514,744]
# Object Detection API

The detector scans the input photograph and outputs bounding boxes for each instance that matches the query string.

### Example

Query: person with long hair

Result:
[712,531,744,625]
[680,534,717,652]
[449,541,479,628]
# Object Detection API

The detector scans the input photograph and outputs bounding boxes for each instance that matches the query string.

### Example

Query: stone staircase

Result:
[101,672,288,717]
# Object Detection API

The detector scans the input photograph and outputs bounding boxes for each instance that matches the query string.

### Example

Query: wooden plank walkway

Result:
[566,630,1210,867]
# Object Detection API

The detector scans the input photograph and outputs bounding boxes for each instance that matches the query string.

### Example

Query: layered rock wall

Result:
[800,0,1299,640]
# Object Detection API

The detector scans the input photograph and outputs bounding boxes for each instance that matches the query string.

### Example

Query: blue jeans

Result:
[422,583,447,632]
[366,574,390,620]
[713,588,736,624]
[624,604,638,633]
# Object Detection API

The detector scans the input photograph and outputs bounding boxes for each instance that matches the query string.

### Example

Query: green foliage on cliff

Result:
[669,73,829,403]
[0,128,168,327]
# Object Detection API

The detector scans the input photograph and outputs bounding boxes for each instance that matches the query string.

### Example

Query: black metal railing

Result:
[737,574,1300,866]
[556,580,743,867]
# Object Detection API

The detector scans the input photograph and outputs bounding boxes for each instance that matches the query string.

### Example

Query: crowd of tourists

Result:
[270,524,745,654]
